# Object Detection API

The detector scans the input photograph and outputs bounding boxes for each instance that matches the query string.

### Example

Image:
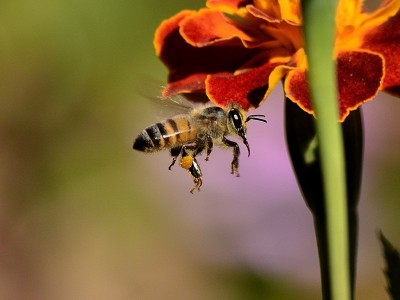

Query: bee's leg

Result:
[205,134,213,161]
[168,146,182,170]
[181,144,193,157]
[179,143,204,193]
[179,153,203,193]
[189,158,203,193]
[222,136,240,177]
[182,142,204,158]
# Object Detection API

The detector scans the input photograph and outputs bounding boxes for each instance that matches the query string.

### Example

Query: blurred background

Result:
[0,0,399,299]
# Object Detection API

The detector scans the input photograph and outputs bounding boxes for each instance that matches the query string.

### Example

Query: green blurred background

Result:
[0,0,399,299]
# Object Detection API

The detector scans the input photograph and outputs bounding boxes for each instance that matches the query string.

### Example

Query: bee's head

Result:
[227,107,267,157]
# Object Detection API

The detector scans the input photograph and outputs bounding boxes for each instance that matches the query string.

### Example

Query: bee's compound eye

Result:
[229,109,243,130]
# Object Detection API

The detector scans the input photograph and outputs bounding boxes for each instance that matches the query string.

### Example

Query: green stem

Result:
[302,1,350,300]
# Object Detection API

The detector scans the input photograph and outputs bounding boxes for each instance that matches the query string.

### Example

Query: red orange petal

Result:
[362,9,400,96]
[247,4,281,22]
[335,0,363,30]
[337,50,384,120]
[284,68,313,115]
[247,1,302,24]
[252,0,282,21]
[162,74,207,98]
[205,61,284,109]
[154,10,195,56]
[155,10,262,97]
[278,0,302,24]
[285,50,384,121]
[206,0,251,12]
[180,9,253,47]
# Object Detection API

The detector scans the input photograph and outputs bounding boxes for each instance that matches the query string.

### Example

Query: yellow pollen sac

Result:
[179,156,194,170]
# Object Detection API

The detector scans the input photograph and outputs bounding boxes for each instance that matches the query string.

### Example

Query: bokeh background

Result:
[1,0,399,299]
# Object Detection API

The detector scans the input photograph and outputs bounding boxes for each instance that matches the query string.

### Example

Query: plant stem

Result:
[302,1,351,299]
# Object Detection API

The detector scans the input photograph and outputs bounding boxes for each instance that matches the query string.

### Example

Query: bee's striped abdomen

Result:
[133,117,197,152]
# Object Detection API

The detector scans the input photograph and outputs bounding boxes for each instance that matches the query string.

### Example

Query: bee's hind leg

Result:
[179,155,203,193]
[188,157,203,193]
[222,136,240,177]
[168,146,182,170]
[179,144,203,193]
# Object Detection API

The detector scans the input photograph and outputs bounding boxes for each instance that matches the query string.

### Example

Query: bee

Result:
[133,102,267,193]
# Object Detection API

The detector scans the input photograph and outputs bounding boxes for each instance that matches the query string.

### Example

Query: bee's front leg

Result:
[205,134,213,161]
[168,146,182,170]
[222,136,240,177]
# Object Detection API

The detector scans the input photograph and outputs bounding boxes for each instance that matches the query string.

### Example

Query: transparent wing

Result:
[153,94,195,118]
[133,75,208,120]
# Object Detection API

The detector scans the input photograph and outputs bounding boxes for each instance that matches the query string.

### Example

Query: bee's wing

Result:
[134,76,208,119]
[154,94,195,117]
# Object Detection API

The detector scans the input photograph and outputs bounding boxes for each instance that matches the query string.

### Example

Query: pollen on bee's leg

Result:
[180,155,194,170]
[187,157,203,193]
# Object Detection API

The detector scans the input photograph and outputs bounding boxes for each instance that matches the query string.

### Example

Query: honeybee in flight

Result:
[133,100,267,193]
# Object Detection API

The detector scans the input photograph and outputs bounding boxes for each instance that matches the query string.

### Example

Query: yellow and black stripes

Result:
[162,119,179,147]
[133,116,197,152]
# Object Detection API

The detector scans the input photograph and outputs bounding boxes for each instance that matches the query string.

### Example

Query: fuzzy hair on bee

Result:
[133,96,267,193]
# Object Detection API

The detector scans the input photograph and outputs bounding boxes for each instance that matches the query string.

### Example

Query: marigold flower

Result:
[154,0,400,121]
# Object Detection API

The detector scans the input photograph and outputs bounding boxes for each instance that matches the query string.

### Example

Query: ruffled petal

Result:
[335,0,363,30]
[358,0,400,32]
[248,0,302,24]
[154,10,195,56]
[282,48,310,115]
[279,0,302,24]
[205,59,288,109]
[253,0,282,21]
[154,11,261,97]
[247,5,303,49]
[362,9,400,96]
[284,68,312,115]
[162,74,208,98]
[206,0,251,13]
[285,50,384,121]
[247,3,282,23]
[337,50,384,120]
[180,9,253,47]
[336,0,400,52]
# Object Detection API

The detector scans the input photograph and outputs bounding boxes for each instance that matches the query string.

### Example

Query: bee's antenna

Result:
[241,137,251,157]
[246,114,267,123]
